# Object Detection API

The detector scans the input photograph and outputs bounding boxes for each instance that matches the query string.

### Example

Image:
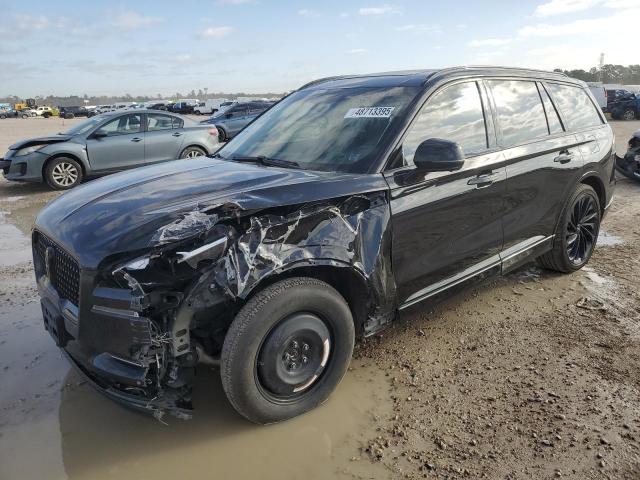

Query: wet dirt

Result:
[1,120,640,479]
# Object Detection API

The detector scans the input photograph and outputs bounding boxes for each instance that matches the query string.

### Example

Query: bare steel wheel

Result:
[45,157,83,190]
[221,277,354,424]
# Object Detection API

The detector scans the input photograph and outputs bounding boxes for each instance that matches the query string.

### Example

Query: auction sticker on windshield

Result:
[344,106,395,118]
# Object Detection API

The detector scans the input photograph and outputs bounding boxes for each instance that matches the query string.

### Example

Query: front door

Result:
[386,80,506,307]
[86,113,144,171]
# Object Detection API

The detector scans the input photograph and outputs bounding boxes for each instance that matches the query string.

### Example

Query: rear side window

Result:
[538,84,564,134]
[547,83,602,131]
[403,81,488,163]
[172,117,184,129]
[147,113,173,131]
[487,80,548,146]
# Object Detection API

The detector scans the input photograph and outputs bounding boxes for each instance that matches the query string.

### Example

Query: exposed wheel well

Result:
[580,175,605,214]
[243,265,369,336]
[42,154,86,180]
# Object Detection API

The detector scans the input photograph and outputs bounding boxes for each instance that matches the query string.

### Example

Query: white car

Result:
[34,106,54,117]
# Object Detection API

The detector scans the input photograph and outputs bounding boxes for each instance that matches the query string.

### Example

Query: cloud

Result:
[533,0,639,16]
[468,38,512,47]
[519,7,639,36]
[13,14,68,31]
[339,12,350,18]
[216,0,255,3]
[111,11,164,29]
[395,24,441,33]
[199,26,234,38]
[346,48,367,54]
[358,4,400,15]
[174,54,192,63]
[298,9,320,17]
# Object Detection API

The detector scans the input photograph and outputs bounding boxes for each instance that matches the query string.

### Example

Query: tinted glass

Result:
[547,83,602,130]
[403,81,487,164]
[147,114,173,131]
[539,84,563,134]
[217,86,420,173]
[96,114,142,136]
[172,117,184,129]
[488,80,548,146]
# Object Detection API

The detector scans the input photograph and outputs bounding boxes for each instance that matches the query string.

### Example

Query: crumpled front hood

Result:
[35,158,387,268]
[9,135,72,150]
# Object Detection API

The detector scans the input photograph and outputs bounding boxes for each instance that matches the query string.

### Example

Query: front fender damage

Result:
[108,190,396,419]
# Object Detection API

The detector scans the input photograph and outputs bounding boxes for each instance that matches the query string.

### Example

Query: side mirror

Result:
[413,138,465,172]
[91,131,107,139]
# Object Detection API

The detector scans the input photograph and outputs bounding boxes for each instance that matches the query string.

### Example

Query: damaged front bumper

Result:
[36,264,194,420]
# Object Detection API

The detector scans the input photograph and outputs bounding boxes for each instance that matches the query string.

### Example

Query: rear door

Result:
[144,113,185,164]
[486,79,584,269]
[223,105,250,136]
[85,113,145,171]
[387,80,507,307]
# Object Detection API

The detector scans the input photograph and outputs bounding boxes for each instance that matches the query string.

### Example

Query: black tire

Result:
[43,112,51,118]
[216,127,227,143]
[44,157,83,190]
[622,108,636,121]
[179,146,206,159]
[537,184,600,273]
[0,113,6,119]
[221,277,355,424]
[21,114,29,119]
[64,113,75,119]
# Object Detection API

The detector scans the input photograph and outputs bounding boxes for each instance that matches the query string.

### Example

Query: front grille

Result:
[34,232,80,306]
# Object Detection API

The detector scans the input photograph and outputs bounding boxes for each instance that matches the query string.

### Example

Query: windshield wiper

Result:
[231,155,300,169]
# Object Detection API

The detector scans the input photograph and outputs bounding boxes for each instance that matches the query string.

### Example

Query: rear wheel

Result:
[622,108,636,121]
[179,146,206,159]
[45,157,83,190]
[217,127,227,143]
[221,277,355,424]
[537,184,600,272]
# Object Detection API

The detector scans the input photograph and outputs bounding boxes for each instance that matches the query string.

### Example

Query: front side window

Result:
[147,114,173,131]
[402,81,487,165]
[488,80,549,146]
[216,86,420,173]
[547,83,602,131]
[96,114,142,136]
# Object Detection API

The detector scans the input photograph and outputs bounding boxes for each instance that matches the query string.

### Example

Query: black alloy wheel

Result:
[565,193,598,265]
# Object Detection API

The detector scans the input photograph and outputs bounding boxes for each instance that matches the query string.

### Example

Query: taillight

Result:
[208,127,218,138]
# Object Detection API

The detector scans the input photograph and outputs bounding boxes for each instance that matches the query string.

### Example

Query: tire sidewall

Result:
[557,185,600,271]
[221,278,355,424]
[180,146,205,159]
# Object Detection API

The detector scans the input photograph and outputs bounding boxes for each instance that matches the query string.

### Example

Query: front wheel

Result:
[44,157,83,190]
[622,108,636,121]
[221,277,355,424]
[537,184,600,272]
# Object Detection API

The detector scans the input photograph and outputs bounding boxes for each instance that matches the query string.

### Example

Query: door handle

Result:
[554,152,573,164]
[172,132,182,137]
[131,137,142,142]
[467,173,496,187]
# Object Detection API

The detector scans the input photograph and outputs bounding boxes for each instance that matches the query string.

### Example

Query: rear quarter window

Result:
[487,80,549,146]
[546,83,603,131]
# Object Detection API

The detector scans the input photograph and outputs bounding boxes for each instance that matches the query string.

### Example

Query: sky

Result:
[0,0,638,97]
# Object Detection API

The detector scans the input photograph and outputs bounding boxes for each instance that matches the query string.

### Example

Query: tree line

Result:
[0,90,283,107]
[554,64,640,84]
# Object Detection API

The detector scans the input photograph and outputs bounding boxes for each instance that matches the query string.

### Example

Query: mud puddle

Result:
[0,300,391,480]
[0,210,32,267]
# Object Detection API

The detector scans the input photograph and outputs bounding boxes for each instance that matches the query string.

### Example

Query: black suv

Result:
[33,67,614,424]
[58,106,90,119]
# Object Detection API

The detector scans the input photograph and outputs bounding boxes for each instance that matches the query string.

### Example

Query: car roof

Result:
[300,66,578,91]
[100,109,184,116]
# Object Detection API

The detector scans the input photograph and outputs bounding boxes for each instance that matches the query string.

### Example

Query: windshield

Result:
[216,86,420,173]
[62,115,105,135]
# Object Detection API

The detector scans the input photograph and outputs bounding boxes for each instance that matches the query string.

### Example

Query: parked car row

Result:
[200,100,275,141]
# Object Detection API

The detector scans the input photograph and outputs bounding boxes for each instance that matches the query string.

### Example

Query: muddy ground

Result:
[0,117,639,480]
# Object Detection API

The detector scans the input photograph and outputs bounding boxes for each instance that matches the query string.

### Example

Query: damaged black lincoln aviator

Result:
[33,67,615,423]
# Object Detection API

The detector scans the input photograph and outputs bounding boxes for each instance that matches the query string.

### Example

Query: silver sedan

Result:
[1,110,219,189]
